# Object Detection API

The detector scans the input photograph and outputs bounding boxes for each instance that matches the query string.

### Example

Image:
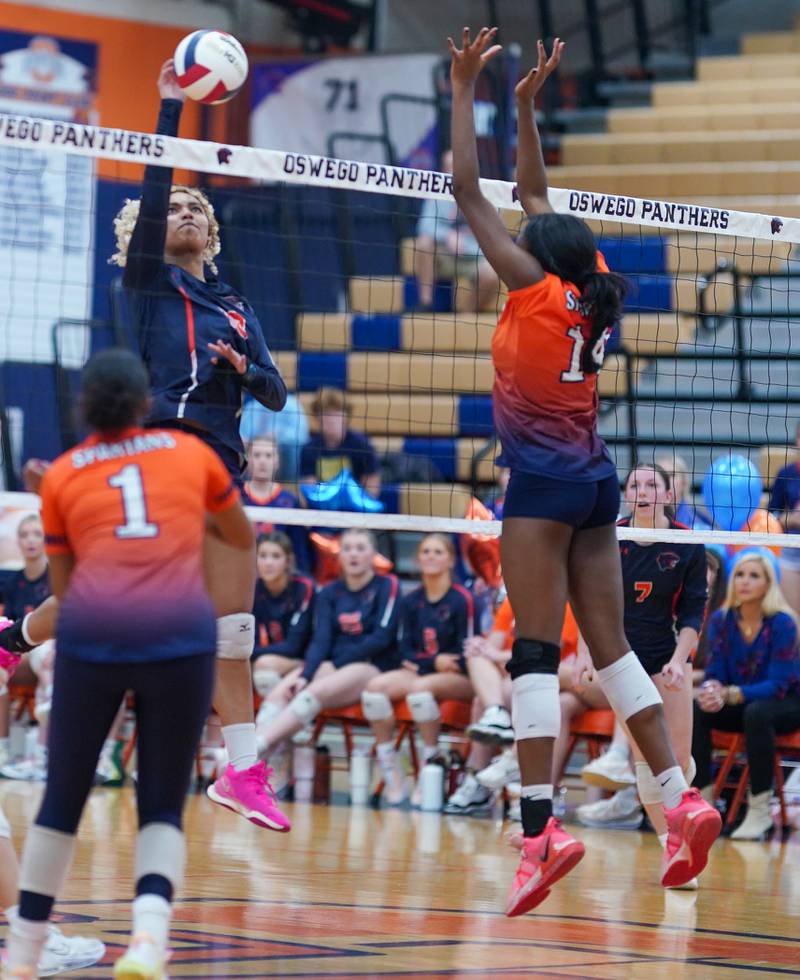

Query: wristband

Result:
[725,685,743,706]
[240,362,259,390]
[0,618,34,655]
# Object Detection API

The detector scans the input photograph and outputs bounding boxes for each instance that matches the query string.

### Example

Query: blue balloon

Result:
[702,455,762,531]
[726,546,781,582]
[300,469,385,513]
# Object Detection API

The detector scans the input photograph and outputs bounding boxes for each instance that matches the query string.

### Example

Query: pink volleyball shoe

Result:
[207,760,291,832]
[661,788,722,888]
[505,817,585,917]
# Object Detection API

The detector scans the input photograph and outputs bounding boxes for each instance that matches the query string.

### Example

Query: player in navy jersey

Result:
[574,464,707,877]
[360,533,480,804]
[256,528,399,762]
[251,531,314,709]
[109,60,287,830]
[449,27,719,913]
[241,437,311,572]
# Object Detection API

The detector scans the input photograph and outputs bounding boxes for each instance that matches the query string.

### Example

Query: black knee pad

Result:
[506,638,561,680]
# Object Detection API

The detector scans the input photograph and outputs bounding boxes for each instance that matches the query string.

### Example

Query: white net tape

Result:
[0,492,789,547]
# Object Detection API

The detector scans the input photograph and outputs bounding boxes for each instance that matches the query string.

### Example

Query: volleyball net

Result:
[0,111,798,560]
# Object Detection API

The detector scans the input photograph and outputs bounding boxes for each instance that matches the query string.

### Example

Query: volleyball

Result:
[174,29,248,105]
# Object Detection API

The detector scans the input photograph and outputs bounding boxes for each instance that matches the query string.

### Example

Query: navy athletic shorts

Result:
[503,470,621,529]
[148,420,245,490]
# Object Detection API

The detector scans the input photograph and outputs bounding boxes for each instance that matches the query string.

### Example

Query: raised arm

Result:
[447,27,544,291]
[123,60,184,290]
[514,38,564,216]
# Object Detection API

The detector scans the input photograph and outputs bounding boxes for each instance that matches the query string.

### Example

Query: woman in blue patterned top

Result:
[692,551,800,839]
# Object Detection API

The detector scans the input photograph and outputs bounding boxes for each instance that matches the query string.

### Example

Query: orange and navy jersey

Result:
[617,518,707,662]
[398,583,482,676]
[252,574,315,660]
[492,596,579,660]
[40,427,238,664]
[491,252,616,481]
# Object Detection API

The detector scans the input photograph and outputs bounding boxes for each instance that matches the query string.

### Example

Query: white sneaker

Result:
[0,758,46,782]
[114,932,168,980]
[476,748,520,791]
[466,705,514,745]
[576,787,642,829]
[443,773,493,816]
[783,766,800,802]
[580,751,636,791]
[381,763,408,806]
[38,925,106,977]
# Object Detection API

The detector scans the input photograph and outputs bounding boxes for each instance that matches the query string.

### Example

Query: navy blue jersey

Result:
[301,573,400,681]
[241,482,312,573]
[123,99,286,458]
[399,583,481,675]
[253,574,314,660]
[618,519,707,663]
[0,567,51,622]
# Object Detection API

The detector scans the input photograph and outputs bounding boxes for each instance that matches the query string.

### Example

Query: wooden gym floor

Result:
[1,782,798,978]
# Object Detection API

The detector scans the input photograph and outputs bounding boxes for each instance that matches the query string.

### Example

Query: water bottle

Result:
[419,762,444,812]
[293,744,315,802]
[349,751,372,806]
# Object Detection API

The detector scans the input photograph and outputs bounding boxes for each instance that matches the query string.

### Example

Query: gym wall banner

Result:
[250,53,439,168]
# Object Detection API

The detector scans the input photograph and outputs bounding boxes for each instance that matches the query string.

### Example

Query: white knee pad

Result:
[596,652,662,721]
[361,690,394,722]
[0,802,10,839]
[635,762,662,806]
[217,614,255,661]
[28,640,54,676]
[19,825,76,898]
[135,822,186,891]
[253,667,281,698]
[289,690,321,725]
[406,690,440,724]
[511,673,560,739]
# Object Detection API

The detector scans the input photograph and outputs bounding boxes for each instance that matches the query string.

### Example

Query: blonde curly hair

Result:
[109,185,221,274]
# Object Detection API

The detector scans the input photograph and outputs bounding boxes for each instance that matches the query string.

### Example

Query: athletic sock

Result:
[131,894,171,952]
[5,914,49,971]
[375,741,396,773]
[520,784,553,838]
[221,723,258,772]
[422,743,439,763]
[656,765,689,811]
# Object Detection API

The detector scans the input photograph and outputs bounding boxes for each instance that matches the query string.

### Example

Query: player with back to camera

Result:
[446,27,721,915]
[110,58,288,828]
[0,349,255,980]
[573,464,707,883]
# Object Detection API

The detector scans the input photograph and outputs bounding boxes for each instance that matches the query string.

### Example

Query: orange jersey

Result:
[492,597,578,660]
[491,252,616,481]
[41,427,237,663]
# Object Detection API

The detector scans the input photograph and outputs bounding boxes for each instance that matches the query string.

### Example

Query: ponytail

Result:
[578,270,627,375]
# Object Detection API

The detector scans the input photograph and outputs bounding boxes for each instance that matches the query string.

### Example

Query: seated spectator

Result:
[241,436,312,572]
[654,452,711,530]
[768,427,800,612]
[692,547,728,687]
[300,387,381,500]
[692,551,800,840]
[360,533,481,806]
[240,391,310,481]
[256,529,399,767]
[414,149,500,313]
[251,532,315,713]
[0,514,52,780]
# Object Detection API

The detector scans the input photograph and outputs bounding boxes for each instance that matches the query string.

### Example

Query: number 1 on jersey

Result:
[561,326,586,382]
[109,464,158,539]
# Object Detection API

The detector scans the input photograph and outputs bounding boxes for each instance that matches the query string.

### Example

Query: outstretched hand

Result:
[157,58,186,102]
[208,341,247,374]
[515,38,564,103]
[447,26,503,87]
